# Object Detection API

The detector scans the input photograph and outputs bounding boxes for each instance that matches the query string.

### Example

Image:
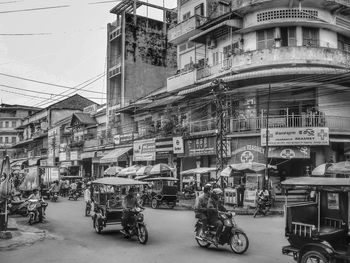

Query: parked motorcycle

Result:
[195,211,249,254]
[8,199,29,216]
[120,207,148,244]
[138,192,152,206]
[183,188,196,199]
[253,196,271,218]
[27,199,48,225]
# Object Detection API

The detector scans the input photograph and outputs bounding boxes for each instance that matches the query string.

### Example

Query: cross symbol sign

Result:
[318,129,328,140]
[241,151,254,163]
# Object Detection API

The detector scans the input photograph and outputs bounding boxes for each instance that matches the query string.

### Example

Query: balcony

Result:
[168,15,207,45]
[188,119,217,135]
[108,64,121,79]
[227,115,350,135]
[109,26,121,42]
[167,69,197,92]
[196,47,350,82]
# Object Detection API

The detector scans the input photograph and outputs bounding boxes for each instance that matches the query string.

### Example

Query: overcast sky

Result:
[0,0,176,108]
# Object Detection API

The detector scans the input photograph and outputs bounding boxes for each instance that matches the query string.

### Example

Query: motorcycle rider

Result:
[27,189,45,221]
[194,184,211,233]
[49,181,60,199]
[121,187,139,237]
[207,188,225,245]
[84,182,92,211]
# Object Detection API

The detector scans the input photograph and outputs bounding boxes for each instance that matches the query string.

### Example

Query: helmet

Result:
[203,184,211,193]
[211,188,223,199]
[86,182,91,186]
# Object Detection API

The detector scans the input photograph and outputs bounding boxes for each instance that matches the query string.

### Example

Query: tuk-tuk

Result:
[281,177,350,263]
[91,177,148,244]
[142,177,178,209]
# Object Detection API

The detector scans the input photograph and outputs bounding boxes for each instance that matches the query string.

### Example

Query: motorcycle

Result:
[68,190,79,201]
[253,196,271,218]
[120,207,148,244]
[27,199,48,225]
[183,188,196,200]
[50,191,59,202]
[138,192,152,206]
[195,211,249,254]
[8,198,29,216]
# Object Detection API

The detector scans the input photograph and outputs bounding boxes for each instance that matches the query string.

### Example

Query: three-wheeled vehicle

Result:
[91,177,149,244]
[281,177,350,263]
[142,177,178,209]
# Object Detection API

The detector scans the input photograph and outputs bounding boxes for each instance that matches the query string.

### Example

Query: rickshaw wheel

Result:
[137,225,148,244]
[151,199,158,209]
[300,251,328,263]
[93,219,102,234]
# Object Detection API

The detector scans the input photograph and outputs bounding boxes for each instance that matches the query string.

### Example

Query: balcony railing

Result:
[184,115,350,135]
[167,69,197,92]
[196,47,350,82]
[168,15,207,44]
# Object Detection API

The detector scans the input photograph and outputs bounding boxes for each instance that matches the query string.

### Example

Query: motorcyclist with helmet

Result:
[121,187,139,237]
[207,188,225,245]
[194,183,212,233]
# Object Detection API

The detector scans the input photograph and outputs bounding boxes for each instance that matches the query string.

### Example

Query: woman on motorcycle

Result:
[207,188,225,245]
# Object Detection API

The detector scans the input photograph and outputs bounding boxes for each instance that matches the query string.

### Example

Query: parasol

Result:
[224,162,277,174]
[181,167,217,176]
[149,163,174,175]
[103,166,123,176]
[312,161,350,176]
[118,165,143,178]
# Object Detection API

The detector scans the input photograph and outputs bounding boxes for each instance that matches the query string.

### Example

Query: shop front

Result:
[99,146,132,168]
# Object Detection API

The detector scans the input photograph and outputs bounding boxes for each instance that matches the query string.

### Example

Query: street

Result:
[0,197,291,263]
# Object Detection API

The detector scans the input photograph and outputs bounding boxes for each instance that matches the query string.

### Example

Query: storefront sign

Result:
[133,138,156,161]
[173,137,184,154]
[114,133,138,145]
[186,137,216,156]
[261,127,329,146]
[230,142,266,164]
[83,104,97,115]
[268,146,310,159]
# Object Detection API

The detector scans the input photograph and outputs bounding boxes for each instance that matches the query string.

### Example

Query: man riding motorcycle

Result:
[121,188,139,237]
[194,184,211,233]
[207,188,225,245]
[27,189,46,221]
[48,181,60,199]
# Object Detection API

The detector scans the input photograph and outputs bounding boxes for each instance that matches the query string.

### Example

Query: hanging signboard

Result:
[133,138,156,161]
[173,137,184,154]
[261,127,329,146]
[268,146,310,159]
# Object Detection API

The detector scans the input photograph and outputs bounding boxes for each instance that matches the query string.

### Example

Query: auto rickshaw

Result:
[281,177,350,263]
[90,177,149,244]
[141,177,178,209]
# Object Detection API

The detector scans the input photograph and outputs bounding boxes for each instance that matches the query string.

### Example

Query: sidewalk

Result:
[177,198,284,216]
[0,216,49,251]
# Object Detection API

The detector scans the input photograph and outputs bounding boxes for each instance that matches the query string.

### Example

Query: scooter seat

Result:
[11,201,25,205]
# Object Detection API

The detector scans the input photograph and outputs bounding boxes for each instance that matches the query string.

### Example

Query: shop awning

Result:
[11,159,28,168]
[100,147,132,164]
[141,96,184,110]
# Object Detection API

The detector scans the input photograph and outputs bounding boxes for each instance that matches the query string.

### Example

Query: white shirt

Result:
[84,188,91,202]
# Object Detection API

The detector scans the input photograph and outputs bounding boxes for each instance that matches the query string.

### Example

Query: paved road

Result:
[0,197,291,263]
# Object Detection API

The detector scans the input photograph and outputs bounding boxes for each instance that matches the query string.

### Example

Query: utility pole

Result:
[264,84,271,189]
[212,79,228,188]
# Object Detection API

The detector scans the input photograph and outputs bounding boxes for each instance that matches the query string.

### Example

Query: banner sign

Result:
[114,133,138,145]
[173,137,184,154]
[261,127,329,146]
[133,138,156,161]
[268,146,310,159]
[230,144,265,164]
[186,137,216,156]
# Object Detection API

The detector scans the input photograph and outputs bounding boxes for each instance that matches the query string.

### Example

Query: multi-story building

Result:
[0,104,40,163]
[13,94,96,184]
[165,0,350,182]
[106,0,177,139]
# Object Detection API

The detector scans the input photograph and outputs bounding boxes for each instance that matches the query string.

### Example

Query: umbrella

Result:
[311,162,350,176]
[118,165,143,178]
[135,165,153,176]
[149,163,174,175]
[181,167,217,176]
[227,162,277,173]
[103,166,123,176]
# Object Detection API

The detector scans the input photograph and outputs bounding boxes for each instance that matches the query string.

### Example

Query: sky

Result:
[0,0,176,108]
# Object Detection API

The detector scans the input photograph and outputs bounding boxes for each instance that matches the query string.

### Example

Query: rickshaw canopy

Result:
[91,177,148,186]
[281,176,350,191]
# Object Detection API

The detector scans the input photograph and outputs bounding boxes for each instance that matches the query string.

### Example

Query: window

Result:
[280,27,296,47]
[0,137,2,143]
[223,42,239,59]
[5,121,9,128]
[11,121,16,128]
[0,122,2,128]
[11,137,16,144]
[338,34,350,52]
[183,12,190,21]
[212,52,219,65]
[257,28,275,50]
[195,3,204,16]
[302,27,319,47]
[217,3,230,16]
[5,137,8,143]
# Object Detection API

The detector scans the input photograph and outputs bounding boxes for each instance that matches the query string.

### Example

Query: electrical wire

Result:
[0,5,70,14]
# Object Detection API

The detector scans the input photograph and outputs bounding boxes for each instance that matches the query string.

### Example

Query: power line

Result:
[0,72,106,95]
[0,89,50,100]
[0,5,70,14]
